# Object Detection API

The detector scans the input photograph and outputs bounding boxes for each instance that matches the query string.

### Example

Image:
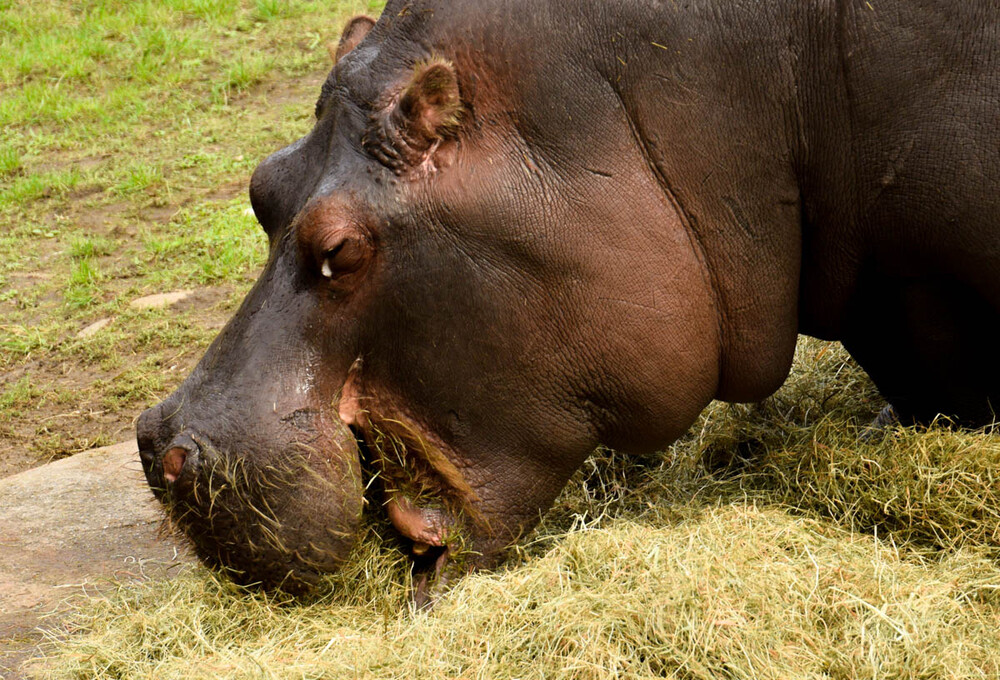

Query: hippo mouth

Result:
[337,366,482,597]
[347,413,483,605]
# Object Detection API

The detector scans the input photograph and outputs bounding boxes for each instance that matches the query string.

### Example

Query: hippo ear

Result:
[392,59,463,142]
[365,58,463,174]
[327,15,376,63]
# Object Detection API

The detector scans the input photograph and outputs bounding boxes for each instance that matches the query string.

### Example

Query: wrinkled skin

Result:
[138,0,1000,599]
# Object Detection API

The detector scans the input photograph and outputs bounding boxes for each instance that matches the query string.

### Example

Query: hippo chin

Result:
[138,0,1000,602]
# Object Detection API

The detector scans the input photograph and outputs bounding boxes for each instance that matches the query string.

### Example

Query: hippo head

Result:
[138,4,731,594]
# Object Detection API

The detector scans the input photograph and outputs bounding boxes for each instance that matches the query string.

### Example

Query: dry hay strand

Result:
[678,339,1000,559]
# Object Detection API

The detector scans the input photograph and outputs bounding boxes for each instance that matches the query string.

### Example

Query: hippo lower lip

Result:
[385,495,452,549]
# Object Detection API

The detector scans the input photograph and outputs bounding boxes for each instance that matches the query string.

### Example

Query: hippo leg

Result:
[842,271,999,427]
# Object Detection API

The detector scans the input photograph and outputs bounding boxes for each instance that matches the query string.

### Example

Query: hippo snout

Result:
[136,393,366,592]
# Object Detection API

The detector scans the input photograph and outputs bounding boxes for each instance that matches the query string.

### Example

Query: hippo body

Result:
[137,0,1000,597]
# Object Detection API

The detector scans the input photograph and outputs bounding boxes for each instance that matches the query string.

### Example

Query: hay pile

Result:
[42,339,1000,679]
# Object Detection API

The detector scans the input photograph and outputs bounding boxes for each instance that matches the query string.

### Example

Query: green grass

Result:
[0,143,21,177]
[97,359,168,410]
[0,323,62,366]
[0,377,41,418]
[0,0,374,223]
[112,161,163,196]
[254,0,290,21]
[0,168,81,208]
[68,236,115,260]
[215,53,276,104]
[0,0,379,468]
[63,257,102,308]
[140,200,267,285]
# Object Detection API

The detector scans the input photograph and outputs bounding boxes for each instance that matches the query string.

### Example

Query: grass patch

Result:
[141,200,267,285]
[0,143,22,177]
[0,376,42,418]
[97,360,168,411]
[0,323,62,366]
[0,168,80,207]
[63,245,104,309]
[214,53,276,105]
[68,236,115,260]
[253,0,292,22]
[112,161,163,196]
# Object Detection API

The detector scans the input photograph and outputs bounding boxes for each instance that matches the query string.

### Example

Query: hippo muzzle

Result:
[138,388,363,591]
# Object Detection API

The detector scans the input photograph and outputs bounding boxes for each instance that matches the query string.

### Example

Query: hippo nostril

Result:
[160,434,200,486]
[162,447,188,484]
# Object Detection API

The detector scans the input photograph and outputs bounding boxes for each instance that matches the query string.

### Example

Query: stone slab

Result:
[75,318,111,338]
[0,441,193,679]
[129,290,193,310]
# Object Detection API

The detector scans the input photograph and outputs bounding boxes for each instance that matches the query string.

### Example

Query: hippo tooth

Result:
[321,259,333,278]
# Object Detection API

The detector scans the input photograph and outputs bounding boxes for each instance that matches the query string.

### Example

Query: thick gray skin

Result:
[138,0,1000,594]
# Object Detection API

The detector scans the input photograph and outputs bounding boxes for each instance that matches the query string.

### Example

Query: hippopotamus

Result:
[137,0,1000,600]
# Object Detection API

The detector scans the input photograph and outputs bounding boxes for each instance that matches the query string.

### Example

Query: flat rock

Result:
[129,290,193,310]
[76,318,111,338]
[0,441,194,678]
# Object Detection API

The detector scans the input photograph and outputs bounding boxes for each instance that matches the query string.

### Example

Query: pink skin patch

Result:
[337,365,366,428]
[162,447,187,484]
[385,495,450,554]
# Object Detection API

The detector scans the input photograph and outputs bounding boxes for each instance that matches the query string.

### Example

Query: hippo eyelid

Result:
[321,240,348,277]
[315,233,371,284]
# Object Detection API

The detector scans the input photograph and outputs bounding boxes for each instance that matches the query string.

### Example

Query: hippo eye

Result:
[296,200,375,287]
[315,234,369,283]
